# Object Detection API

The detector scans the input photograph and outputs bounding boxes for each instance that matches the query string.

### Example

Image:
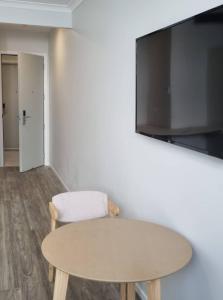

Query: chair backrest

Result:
[52,191,109,223]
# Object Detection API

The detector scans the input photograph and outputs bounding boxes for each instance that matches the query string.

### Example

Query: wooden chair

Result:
[48,191,120,282]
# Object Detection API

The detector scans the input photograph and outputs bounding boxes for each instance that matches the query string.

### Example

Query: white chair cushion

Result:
[52,191,108,222]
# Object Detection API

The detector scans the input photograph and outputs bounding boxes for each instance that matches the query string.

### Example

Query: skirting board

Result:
[50,165,70,192]
[4,148,19,150]
[50,165,147,300]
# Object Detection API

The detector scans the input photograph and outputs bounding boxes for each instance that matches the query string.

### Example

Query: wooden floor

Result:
[4,150,19,167]
[0,166,127,300]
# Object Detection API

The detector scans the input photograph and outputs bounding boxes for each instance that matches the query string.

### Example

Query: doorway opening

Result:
[1,54,19,167]
[1,53,45,172]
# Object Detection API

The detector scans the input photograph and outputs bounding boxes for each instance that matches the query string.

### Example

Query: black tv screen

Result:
[136,5,223,159]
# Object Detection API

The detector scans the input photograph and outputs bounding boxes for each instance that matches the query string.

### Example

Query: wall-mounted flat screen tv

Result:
[136,5,223,159]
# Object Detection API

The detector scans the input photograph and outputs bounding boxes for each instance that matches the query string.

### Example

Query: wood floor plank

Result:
[0,201,11,290]
[0,288,22,300]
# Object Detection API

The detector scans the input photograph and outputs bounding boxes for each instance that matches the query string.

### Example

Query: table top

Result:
[41,218,192,283]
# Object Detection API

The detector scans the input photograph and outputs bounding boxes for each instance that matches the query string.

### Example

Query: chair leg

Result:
[120,283,127,300]
[148,279,161,300]
[49,264,55,282]
[51,217,56,231]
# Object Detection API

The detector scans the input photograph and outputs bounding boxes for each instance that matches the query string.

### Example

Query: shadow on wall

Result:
[162,249,211,300]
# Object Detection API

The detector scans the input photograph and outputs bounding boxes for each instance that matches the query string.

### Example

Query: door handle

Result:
[22,110,31,125]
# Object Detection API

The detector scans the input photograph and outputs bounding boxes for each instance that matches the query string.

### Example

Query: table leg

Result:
[148,279,161,300]
[127,283,135,300]
[53,269,69,300]
[120,283,127,300]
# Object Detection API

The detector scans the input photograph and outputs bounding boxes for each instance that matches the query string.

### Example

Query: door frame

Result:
[0,50,49,167]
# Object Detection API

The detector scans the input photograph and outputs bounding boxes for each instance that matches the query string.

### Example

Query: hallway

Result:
[0,167,120,300]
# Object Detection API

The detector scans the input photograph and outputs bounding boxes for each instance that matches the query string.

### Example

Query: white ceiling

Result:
[0,0,83,10]
[17,0,71,5]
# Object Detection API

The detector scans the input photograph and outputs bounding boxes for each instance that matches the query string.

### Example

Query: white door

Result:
[18,53,44,172]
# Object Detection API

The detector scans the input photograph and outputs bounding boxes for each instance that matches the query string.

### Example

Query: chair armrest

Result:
[108,199,120,217]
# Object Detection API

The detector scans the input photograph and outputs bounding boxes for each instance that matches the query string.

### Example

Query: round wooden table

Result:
[42,218,192,300]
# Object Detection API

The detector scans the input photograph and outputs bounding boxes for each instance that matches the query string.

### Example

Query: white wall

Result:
[0,28,48,53]
[49,1,223,299]
[0,28,49,166]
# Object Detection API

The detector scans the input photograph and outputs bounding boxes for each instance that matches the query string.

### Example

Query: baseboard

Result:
[50,165,70,192]
[136,283,147,300]
[4,148,19,151]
